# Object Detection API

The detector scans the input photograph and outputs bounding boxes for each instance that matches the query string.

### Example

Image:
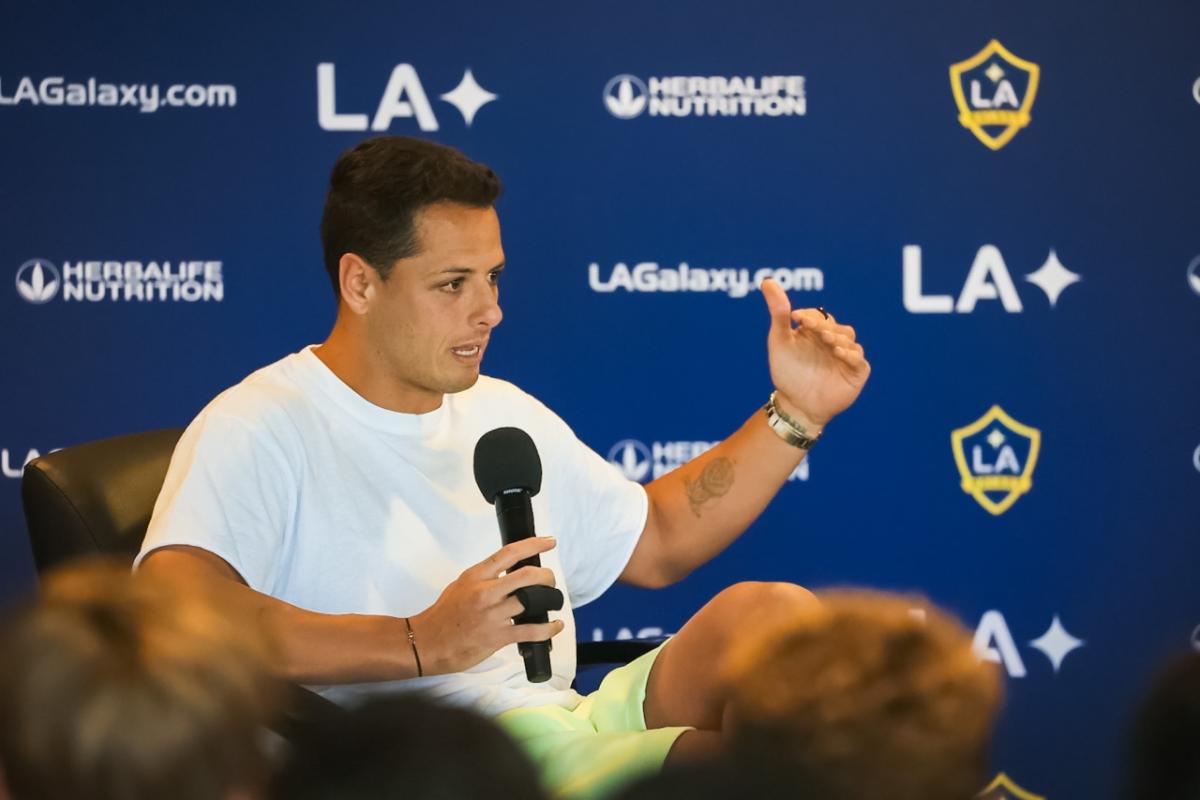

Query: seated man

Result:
[721,590,1003,800]
[0,560,275,800]
[138,135,871,798]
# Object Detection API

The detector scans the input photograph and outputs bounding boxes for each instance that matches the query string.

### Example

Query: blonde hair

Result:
[0,560,276,800]
[723,589,1002,800]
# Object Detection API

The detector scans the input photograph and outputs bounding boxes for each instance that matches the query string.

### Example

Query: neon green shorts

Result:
[497,645,692,800]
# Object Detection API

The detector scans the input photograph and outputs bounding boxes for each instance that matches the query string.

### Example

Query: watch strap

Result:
[764,391,821,450]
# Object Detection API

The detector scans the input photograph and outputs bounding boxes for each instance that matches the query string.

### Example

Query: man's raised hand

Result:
[761,277,871,430]
[408,537,564,676]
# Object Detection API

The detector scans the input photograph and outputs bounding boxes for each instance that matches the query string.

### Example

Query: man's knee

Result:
[665,582,819,668]
[710,581,817,617]
[700,582,818,644]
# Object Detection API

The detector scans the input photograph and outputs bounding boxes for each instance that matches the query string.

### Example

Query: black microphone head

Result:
[473,427,543,503]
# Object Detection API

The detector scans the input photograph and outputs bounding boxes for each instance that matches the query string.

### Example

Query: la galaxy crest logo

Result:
[977,772,1045,799]
[951,406,1040,515]
[950,40,1041,150]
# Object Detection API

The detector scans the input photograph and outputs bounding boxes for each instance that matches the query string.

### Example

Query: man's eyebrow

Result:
[431,262,506,276]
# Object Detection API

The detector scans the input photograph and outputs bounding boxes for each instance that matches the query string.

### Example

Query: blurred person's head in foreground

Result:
[722,589,1003,800]
[273,692,546,800]
[1124,651,1200,800]
[615,759,800,800]
[0,559,277,800]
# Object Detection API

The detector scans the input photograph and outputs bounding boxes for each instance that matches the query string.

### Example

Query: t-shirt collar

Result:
[296,345,451,435]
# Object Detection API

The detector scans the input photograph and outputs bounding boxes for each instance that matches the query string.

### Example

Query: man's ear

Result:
[338,253,375,315]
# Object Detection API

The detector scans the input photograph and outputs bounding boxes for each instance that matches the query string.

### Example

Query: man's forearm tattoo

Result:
[684,457,735,518]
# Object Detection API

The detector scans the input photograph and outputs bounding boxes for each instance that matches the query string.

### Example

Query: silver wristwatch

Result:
[764,391,821,450]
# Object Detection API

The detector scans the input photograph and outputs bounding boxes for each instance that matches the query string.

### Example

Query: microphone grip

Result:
[495,490,539,564]
[494,491,553,683]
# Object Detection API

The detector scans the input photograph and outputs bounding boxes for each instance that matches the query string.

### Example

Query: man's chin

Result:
[443,369,482,395]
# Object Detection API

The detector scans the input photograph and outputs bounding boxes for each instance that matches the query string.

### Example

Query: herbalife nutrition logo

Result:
[609,438,808,483]
[14,258,224,304]
[15,259,60,304]
[608,439,652,482]
[604,73,806,119]
[604,75,649,119]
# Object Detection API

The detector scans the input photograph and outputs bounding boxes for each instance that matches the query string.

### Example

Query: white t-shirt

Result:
[136,346,648,715]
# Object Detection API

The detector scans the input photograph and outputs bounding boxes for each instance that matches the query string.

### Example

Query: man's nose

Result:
[474,289,502,329]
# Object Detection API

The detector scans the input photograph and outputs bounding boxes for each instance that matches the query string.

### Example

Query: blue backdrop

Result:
[3,2,1199,797]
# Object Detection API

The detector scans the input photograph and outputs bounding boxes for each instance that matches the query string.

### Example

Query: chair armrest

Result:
[270,680,348,741]
[576,639,664,667]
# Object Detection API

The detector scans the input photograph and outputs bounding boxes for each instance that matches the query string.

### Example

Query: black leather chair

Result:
[20,429,652,704]
[22,428,182,573]
[21,428,347,737]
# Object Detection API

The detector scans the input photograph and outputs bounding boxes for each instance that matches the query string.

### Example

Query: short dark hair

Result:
[616,760,803,800]
[273,693,546,800]
[320,136,503,297]
[1124,652,1200,800]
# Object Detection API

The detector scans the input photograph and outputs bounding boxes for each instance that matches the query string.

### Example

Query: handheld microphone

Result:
[473,427,558,683]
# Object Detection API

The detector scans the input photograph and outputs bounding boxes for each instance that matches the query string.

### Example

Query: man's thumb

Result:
[761,278,792,335]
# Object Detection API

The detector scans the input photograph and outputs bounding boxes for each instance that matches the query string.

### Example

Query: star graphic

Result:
[440,69,497,127]
[1025,249,1082,308]
[985,62,1006,83]
[987,429,1007,449]
[1029,615,1084,673]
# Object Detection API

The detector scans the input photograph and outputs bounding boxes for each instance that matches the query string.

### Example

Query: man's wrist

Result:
[399,611,437,678]
[772,391,827,437]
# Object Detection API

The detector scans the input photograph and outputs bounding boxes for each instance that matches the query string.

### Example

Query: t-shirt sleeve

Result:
[530,402,649,608]
[134,409,298,593]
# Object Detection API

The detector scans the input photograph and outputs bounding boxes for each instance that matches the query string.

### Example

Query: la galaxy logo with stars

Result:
[950,40,1041,150]
[951,406,1041,515]
[977,772,1045,799]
